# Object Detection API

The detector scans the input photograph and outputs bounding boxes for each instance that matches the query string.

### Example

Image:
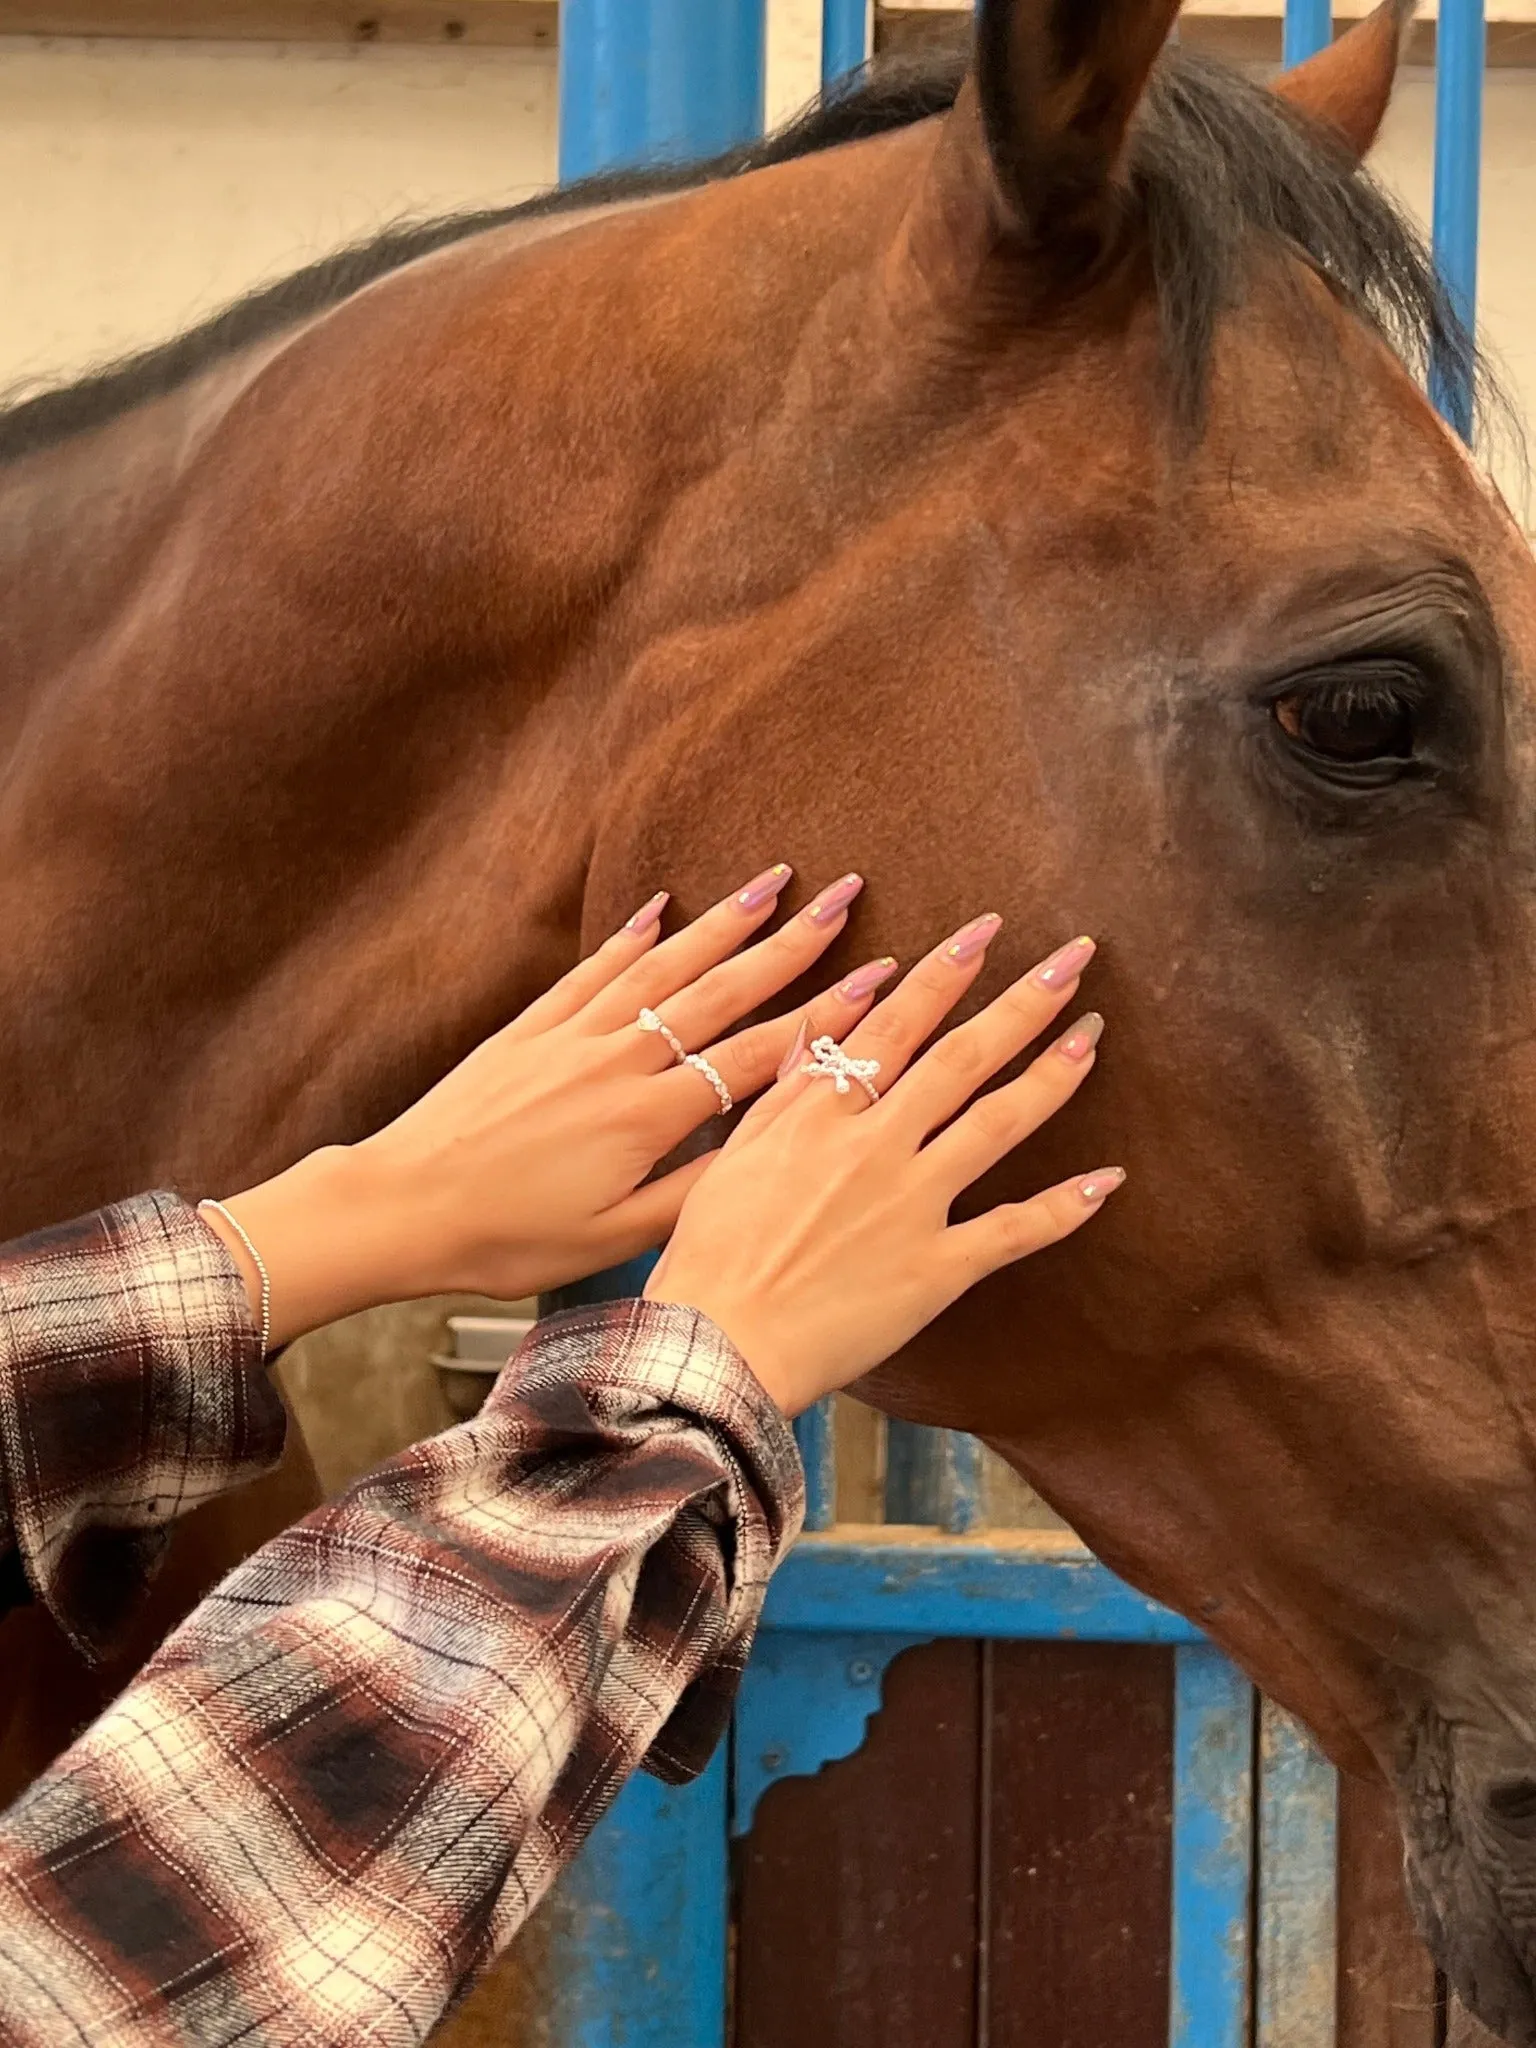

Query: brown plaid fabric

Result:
[0,1192,285,1658]
[0,1194,802,2046]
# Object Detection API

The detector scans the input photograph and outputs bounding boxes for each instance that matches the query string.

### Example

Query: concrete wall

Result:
[0,35,559,393]
[2,27,1533,504]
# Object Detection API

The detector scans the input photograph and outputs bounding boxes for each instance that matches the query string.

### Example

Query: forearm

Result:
[0,1192,286,1654]
[0,1299,803,2048]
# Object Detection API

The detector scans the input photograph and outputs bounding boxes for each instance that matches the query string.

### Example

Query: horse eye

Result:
[1272,671,1417,765]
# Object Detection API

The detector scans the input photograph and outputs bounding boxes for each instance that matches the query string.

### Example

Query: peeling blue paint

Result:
[1170,1646,1254,2048]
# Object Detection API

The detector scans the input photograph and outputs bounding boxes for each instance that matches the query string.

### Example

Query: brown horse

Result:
[5,0,1536,2031]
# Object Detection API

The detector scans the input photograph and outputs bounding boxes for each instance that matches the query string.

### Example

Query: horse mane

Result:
[0,39,1484,465]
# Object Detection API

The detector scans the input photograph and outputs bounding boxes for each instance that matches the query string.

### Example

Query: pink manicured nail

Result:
[1078,1168,1126,1205]
[1032,935,1096,988]
[944,913,1003,966]
[804,873,864,926]
[623,890,669,935]
[1057,1013,1104,1062]
[777,1015,812,1081]
[837,956,899,1004]
[736,863,794,914]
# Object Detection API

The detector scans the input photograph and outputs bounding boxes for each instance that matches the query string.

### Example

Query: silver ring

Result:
[637,1008,734,1116]
[801,1035,881,1106]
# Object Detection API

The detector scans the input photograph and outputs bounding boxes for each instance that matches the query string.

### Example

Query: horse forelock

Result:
[0,35,1499,466]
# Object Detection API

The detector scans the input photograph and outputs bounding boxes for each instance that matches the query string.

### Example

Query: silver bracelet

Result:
[198,1199,272,1358]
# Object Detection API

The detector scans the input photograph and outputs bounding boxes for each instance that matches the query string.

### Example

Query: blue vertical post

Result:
[1282,0,1332,67]
[1169,1645,1254,2048]
[1256,1699,1338,2048]
[1431,0,1485,439]
[546,1751,730,2048]
[822,0,871,87]
[794,1399,838,1531]
[885,1423,985,1534]
[559,0,768,183]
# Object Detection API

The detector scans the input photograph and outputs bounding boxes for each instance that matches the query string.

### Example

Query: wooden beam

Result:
[0,0,556,43]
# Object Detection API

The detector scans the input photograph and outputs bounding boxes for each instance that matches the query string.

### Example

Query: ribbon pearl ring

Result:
[801,1035,881,1106]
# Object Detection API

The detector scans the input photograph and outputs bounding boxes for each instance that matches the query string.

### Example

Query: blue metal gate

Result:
[541,0,1489,2037]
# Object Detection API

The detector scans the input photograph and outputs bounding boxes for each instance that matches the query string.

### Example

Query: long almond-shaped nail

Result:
[623,890,670,935]
[1033,935,1096,988]
[737,863,793,914]
[804,873,864,926]
[1078,1167,1126,1205]
[1057,1013,1104,1062]
[776,1015,812,1081]
[945,913,1003,966]
[838,956,899,1004]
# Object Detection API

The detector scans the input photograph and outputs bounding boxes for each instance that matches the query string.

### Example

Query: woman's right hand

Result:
[644,915,1122,1417]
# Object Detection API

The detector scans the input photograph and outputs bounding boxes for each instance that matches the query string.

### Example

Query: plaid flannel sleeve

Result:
[0,1296,804,2048]
[0,1191,286,1658]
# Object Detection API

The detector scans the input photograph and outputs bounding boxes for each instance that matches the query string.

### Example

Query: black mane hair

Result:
[0,41,1484,464]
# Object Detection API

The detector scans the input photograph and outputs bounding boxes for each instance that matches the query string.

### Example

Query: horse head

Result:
[573,2,1536,2031]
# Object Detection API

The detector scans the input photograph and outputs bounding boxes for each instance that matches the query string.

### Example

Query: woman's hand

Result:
[644,917,1121,1416]
[203,865,898,1347]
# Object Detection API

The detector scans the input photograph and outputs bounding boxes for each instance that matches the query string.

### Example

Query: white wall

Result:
[0,35,559,393]
[4,29,1533,478]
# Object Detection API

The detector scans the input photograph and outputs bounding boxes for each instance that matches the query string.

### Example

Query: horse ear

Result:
[1271,0,1412,159]
[971,0,1183,258]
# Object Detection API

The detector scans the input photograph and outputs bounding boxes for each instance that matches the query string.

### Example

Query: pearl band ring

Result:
[637,1007,734,1117]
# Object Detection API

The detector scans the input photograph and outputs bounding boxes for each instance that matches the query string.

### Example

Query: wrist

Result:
[644,1271,803,1418]
[206,1144,405,1349]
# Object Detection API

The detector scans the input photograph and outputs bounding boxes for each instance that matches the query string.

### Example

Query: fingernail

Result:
[945,913,1003,966]
[1078,1167,1126,1205]
[736,863,793,914]
[837,956,899,1004]
[623,890,670,935]
[1057,1012,1104,1062]
[777,1015,812,1081]
[804,873,864,926]
[1032,935,1096,988]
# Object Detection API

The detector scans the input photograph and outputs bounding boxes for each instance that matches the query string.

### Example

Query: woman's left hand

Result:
[203,864,894,1346]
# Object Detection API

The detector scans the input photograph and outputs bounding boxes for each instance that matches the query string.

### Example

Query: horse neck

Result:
[0,154,916,1232]
[0,337,310,714]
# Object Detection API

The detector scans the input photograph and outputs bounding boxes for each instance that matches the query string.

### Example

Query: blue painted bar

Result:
[1257,1700,1338,2048]
[794,1398,838,1531]
[764,1533,1206,1642]
[559,0,768,184]
[732,1628,928,1835]
[822,0,871,86]
[1282,0,1332,68]
[1431,0,1485,437]
[885,1422,984,1531]
[546,1750,729,2048]
[942,1431,985,1534]
[1170,1645,1254,2048]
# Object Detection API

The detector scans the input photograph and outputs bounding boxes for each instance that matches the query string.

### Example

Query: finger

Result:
[581,863,797,1035]
[812,911,1005,1114]
[921,1012,1103,1191]
[597,1154,716,1260]
[648,957,901,1133]
[646,872,869,1051]
[885,935,1096,1143]
[500,893,670,1042]
[944,1166,1126,1286]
